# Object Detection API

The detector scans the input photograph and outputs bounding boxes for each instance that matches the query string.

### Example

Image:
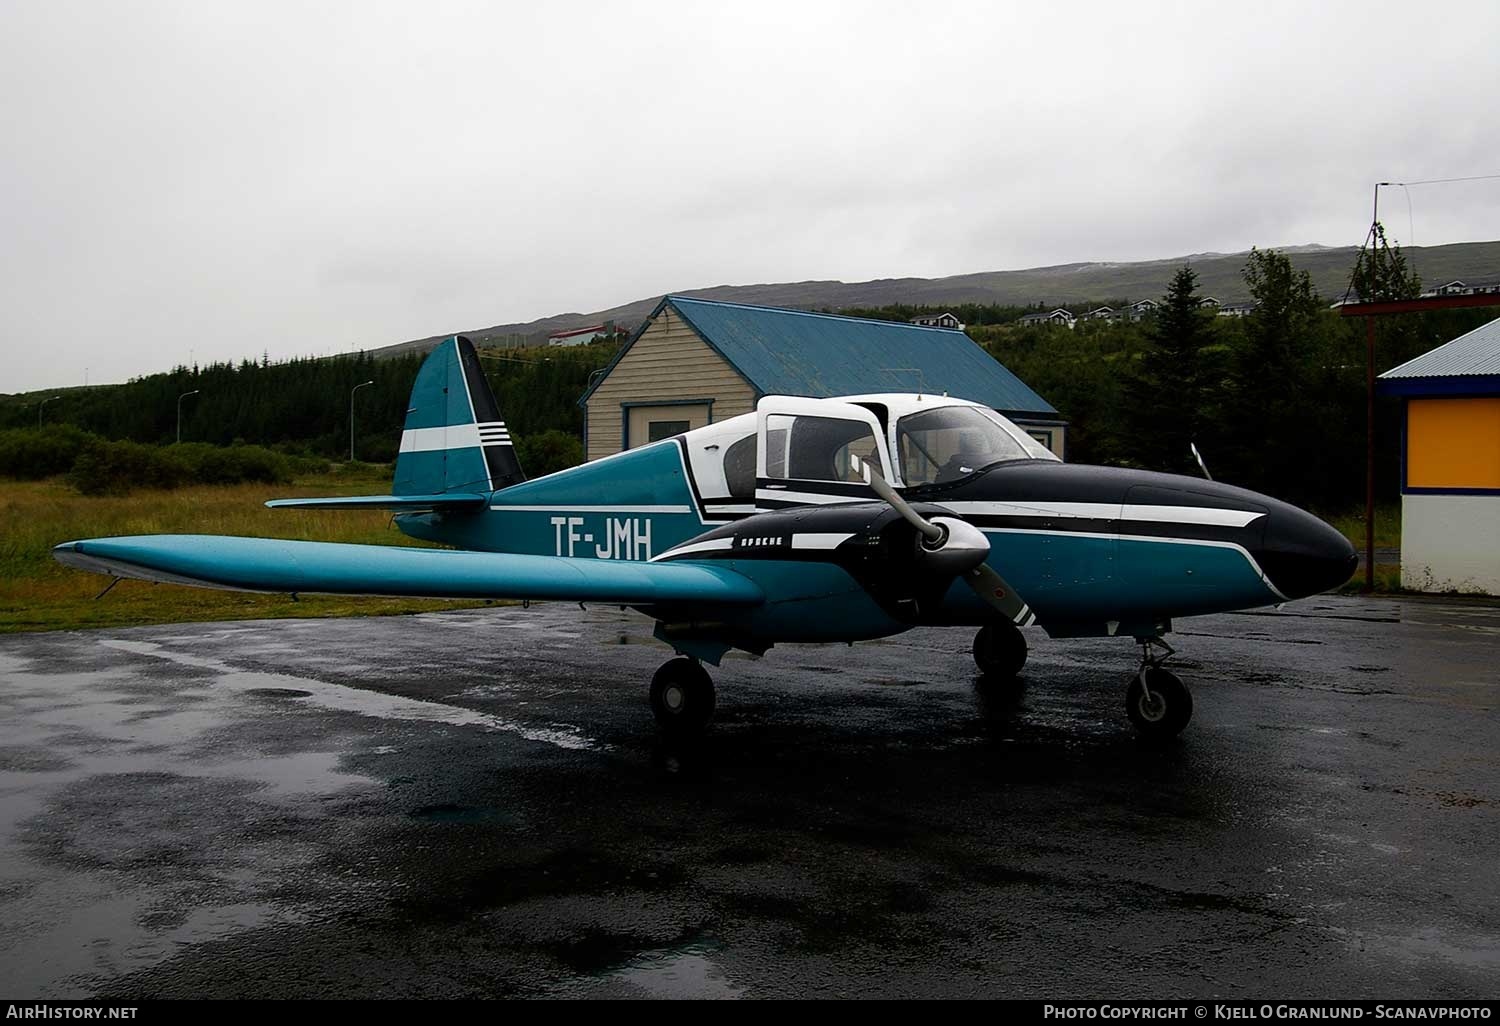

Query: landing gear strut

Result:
[649,656,716,737]
[973,621,1027,679]
[1125,638,1192,739]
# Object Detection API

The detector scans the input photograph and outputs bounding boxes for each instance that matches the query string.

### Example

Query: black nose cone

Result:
[1255,507,1359,599]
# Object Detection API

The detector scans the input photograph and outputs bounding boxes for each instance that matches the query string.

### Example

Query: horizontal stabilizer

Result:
[53,535,765,606]
[265,493,489,511]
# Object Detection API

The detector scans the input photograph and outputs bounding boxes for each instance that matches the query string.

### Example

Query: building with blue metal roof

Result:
[579,296,1064,461]
[1377,315,1500,593]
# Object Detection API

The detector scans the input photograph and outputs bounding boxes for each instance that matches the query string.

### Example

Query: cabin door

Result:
[754,396,894,510]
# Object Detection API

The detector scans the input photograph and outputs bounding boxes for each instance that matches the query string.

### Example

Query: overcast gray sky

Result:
[3,0,1497,392]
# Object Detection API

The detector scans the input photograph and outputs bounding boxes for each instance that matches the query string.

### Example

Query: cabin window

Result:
[723,434,756,498]
[764,413,885,484]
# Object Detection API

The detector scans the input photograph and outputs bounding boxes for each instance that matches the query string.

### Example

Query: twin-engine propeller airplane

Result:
[55,336,1357,739]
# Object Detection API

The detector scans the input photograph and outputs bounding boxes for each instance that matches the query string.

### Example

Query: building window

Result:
[647,420,691,443]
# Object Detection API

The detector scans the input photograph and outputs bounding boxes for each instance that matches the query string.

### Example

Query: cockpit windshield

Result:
[896,406,1058,486]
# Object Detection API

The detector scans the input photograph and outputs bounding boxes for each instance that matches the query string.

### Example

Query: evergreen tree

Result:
[1124,265,1219,474]
[1221,248,1327,496]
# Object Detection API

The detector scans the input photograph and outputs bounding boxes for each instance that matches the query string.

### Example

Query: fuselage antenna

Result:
[1190,442,1213,482]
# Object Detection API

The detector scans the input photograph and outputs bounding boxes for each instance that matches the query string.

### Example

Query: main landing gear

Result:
[1125,638,1192,740]
[973,624,1194,739]
[649,656,716,738]
[972,621,1027,679]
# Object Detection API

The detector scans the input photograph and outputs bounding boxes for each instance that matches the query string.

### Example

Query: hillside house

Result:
[548,324,615,347]
[909,312,966,330]
[1018,309,1077,329]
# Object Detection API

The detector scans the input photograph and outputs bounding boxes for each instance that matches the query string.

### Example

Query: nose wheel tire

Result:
[650,657,716,737]
[1126,666,1192,739]
[973,621,1027,679]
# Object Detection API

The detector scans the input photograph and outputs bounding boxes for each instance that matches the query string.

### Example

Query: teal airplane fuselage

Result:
[51,334,1359,738]
[393,428,1352,650]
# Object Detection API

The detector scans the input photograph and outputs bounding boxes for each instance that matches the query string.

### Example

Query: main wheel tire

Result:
[973,622,1027,679]
[649,657,716,736]
[1125,667,1193,739]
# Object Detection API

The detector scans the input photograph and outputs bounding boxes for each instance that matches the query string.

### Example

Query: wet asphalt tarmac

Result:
[0,595,1497,999]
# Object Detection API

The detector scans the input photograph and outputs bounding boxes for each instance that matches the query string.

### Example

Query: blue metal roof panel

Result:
[666,297,1057,415]
[1380,315,1500,379]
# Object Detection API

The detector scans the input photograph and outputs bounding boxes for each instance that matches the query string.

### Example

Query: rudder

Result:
[393,336,526,496]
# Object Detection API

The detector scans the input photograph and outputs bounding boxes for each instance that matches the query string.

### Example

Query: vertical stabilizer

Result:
[393,336,527,496]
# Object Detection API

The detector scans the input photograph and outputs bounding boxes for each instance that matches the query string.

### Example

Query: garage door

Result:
[627,403,712,448]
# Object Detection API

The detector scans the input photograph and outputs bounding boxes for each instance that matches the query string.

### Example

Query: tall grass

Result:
[0,472,488,632]
[1322,504,1402,551]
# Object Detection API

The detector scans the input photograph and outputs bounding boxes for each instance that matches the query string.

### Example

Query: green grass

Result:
[1,476,1436,630]
[1319,504,1403,594]
[1322,504,1402,552]
[0,471,493,633]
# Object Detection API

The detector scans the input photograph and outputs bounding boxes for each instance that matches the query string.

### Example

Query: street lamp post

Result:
[350,380,374,462]
[38,395,61,429]
[176,390,200,444]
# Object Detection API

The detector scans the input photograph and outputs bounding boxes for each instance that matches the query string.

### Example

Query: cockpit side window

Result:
[723,434,756,499]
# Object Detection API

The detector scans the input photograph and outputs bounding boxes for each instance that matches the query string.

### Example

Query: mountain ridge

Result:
[303,239,1500,358]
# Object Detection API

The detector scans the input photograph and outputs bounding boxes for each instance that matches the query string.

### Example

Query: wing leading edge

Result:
[53,535,764,606]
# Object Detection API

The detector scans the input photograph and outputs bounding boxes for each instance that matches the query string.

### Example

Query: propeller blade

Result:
[964,562,1036,627]
[851,455,943,543]
[850,453,1035,627]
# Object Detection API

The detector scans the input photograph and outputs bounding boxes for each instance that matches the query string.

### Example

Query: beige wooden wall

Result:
[585,306,758,461]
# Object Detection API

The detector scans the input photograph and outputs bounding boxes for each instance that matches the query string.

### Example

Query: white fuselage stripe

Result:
[756,492,1265,529]
[791,532,855,550]
[649,537,736,561]
[945,501,1265,528]
[400,424,480,453]
[756,488,871,506]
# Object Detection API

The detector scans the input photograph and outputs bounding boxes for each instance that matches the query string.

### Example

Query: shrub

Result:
[64,441,293,495]
[70,440,192,496]
[0,426,101,479]
[172,443,292,485]
[515,430,584,478]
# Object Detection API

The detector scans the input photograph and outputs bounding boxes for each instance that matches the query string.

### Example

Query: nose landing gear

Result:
[1126,638,1192,739]
[973,620,1028,679]
[649,656,716,738]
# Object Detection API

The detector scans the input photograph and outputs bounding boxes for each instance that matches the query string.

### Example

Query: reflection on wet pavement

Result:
[0,596,1496,998]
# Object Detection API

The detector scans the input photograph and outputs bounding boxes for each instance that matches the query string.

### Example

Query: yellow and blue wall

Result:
[1384,389,1500,593]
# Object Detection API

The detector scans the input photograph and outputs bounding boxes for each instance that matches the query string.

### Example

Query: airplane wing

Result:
[52,535,764,606]
[264,493,489,511]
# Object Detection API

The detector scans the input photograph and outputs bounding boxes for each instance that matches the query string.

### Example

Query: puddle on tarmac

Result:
[556,942,744,999]
[98,639,604,752]
[0,889,295,998]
